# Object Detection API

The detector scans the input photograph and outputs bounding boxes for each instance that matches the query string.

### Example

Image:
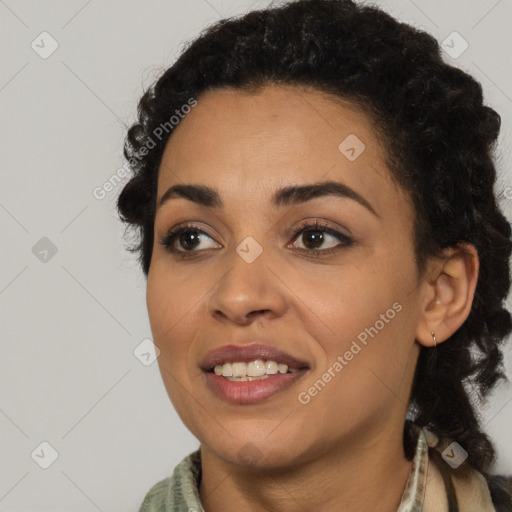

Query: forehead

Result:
[156,84,408,219]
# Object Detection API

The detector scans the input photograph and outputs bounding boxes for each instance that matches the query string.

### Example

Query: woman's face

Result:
[147,84,426,468]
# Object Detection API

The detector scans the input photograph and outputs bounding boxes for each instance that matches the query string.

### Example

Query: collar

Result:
[396,425,428,511]
[142,425,491,511]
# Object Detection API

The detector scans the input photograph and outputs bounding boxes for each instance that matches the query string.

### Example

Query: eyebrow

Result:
[157,180,378,217]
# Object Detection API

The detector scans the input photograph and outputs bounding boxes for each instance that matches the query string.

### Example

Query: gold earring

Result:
[431,331,437,347]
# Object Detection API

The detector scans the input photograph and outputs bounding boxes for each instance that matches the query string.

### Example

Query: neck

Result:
[199,421,414,512]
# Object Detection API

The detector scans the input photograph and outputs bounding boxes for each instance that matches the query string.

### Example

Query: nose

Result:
[207,244,288,326]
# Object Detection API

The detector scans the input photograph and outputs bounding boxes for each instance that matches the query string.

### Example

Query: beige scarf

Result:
[423,447,496,511]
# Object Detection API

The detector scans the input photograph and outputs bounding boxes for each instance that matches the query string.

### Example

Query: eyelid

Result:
[289,217,353,237]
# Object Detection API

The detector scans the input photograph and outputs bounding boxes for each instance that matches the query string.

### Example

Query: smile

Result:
[201,343,309,404]
[213,360,299,381]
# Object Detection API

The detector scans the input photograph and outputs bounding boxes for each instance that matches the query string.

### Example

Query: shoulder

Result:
[137,450,202,512]
[419,427,512,512]
[424,441,510,512]
[424,456,496,511]
[138,477,171,512]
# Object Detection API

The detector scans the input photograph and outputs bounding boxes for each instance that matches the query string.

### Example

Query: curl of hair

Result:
[117,0,512,498]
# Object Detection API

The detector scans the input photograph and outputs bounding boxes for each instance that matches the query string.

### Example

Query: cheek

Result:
[146,272,171,344]
[298,308,417,436]
[300,246,418,384]
[297,251,413,339]
[146,268,201,418]
[146,265,197,366]
[324,296,418,418]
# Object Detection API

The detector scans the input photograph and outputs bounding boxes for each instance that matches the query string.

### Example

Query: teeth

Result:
[221,362,233,377]
[225,375,271,382]
[247,360,266,377]
[213,359,299,379]
[265,360,278,374]
[231,362,247,377]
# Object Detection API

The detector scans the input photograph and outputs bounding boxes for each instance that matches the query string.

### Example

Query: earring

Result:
[431,331,437,347]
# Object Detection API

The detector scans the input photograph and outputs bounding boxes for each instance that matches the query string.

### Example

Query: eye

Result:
[158,223,221,257]
[158,219,354,260]
[289,219,354,257]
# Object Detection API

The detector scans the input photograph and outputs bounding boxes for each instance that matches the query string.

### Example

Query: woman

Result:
[117,0,512,510]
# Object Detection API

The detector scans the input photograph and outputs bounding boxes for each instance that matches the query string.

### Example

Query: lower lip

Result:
[204,370,307,404]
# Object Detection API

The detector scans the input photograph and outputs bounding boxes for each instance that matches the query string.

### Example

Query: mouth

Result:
[200,343,310,404]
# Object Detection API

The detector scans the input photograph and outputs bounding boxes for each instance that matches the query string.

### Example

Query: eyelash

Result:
[158,220,354,259]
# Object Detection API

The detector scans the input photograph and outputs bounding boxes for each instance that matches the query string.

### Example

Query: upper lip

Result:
[200,343,310,371]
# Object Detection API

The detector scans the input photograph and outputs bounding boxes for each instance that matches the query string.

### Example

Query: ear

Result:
[415,244,479,347]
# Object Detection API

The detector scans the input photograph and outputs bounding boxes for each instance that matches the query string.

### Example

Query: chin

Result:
[200,428,313,470]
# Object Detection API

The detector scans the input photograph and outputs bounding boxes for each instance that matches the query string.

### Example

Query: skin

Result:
[146,84,478,512]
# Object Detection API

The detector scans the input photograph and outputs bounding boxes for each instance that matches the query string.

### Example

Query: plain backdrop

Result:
[1,1,511,510]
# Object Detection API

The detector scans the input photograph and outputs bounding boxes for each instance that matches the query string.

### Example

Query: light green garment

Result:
[138,429,428,512]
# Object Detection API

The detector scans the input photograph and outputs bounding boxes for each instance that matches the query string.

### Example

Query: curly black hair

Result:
[117,0,512,505]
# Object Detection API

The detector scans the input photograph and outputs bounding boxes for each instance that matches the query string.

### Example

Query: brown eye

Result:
[290,220,354,256]
[299,230,327,250]
[178,230,201,251]
[159,223,221,256]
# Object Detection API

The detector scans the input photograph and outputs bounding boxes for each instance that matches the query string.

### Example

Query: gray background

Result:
[1,0,511,510]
